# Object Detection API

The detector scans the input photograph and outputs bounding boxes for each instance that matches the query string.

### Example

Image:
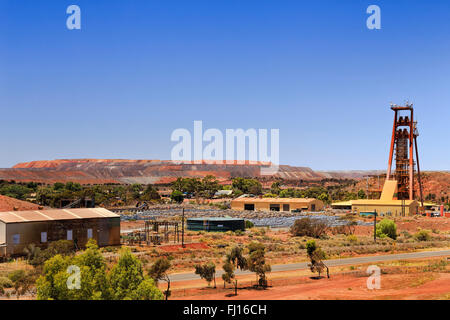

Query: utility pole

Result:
[366,177,369,199]
[373,210,377,243]
[181,208,185,248]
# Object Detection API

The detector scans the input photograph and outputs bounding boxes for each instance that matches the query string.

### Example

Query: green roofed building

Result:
[187,217,245,232]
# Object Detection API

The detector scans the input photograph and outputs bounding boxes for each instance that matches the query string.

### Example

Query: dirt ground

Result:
[171,258,450,300]
[354,216,450,236]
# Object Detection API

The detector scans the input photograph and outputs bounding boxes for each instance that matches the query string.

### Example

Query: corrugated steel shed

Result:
[0,208,119,224]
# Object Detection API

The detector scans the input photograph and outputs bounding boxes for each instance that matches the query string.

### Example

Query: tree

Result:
[129,278,164,300]
[65,182,82,192]
[318,192,330,204]
[108,248,145,299]
[142,185,161,201]
[279,189,292,198]
[221,261,235,288]
[148,258,171,299]
[36,240,163,300]
[194,262,216,288]
[36,239,110,300]
[306,240,328,278]
[357,189,366,199]
[224,245,247,294]
[231,178,262,195]
[227,246,247,271]
[0,184,33,200]
[270,182,281,195]
[129,183,143,200]
[53,182,65,191]
[247,242,271,288]
[171,190,184,204]
[200,175,220,198]
[376,219,397,240]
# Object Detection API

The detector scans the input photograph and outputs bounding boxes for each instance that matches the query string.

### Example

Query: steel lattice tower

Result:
[386,103,424,205]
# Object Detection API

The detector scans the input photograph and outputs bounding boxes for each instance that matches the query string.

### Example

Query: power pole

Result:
[373,210,377,243]
[182,208,185,248]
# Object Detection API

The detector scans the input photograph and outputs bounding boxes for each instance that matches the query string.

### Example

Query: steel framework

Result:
[386,103,424,206]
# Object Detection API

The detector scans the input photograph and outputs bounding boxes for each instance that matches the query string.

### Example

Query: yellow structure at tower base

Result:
[332,179,419,217]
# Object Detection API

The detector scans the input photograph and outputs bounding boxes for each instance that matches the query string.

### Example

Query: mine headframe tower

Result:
[386,103,424,205]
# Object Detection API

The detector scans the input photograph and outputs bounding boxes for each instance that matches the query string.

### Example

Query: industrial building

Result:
[332,177,419,216]
[231,198,324,212]
[187,217,245,232]
[0,208,120,256]
[332,199,419,216]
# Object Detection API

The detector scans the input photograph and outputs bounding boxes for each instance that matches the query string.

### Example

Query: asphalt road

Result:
[168,249,450,282]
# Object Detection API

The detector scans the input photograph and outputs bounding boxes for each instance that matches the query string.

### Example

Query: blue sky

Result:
[0,0,449,170]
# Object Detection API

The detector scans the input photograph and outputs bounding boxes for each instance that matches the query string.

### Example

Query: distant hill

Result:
[0,159,383,185]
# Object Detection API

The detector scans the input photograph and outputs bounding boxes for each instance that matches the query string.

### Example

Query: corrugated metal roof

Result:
[187,217,244,221]
[0,208,119,224]
[232,197,318,204]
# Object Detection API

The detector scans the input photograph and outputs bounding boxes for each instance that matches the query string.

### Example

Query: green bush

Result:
[414,229,431,242]
[346,234,358,244]
[170,190,184,203]
[0,276,13,289]
[376,219,397,240]
[245,220,255,229]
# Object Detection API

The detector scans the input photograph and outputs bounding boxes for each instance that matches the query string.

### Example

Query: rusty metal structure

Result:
[386,103,424,206]
[144,220,180,245]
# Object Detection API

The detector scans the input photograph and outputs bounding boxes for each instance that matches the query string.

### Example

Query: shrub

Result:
[290,218,329,238]
[331,221,357,235]
[170,190,184,203]
[0,276,13,289]
[376,219,397,240]
[414,229,431,242]
[262,193,277,198]
[245,220,255,229]
[401,231,412,239]
[346,234,358,244]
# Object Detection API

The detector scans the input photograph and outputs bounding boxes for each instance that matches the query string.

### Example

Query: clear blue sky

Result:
[0,0,449,170]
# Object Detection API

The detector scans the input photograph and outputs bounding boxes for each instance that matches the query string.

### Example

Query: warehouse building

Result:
[0,208,120,256]
[187,217,245,232]
[231,198,324,212]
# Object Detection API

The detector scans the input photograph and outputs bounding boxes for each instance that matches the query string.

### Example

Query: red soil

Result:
[0,195,41,212]
[159,242,209,252]
[174,272,450,300]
